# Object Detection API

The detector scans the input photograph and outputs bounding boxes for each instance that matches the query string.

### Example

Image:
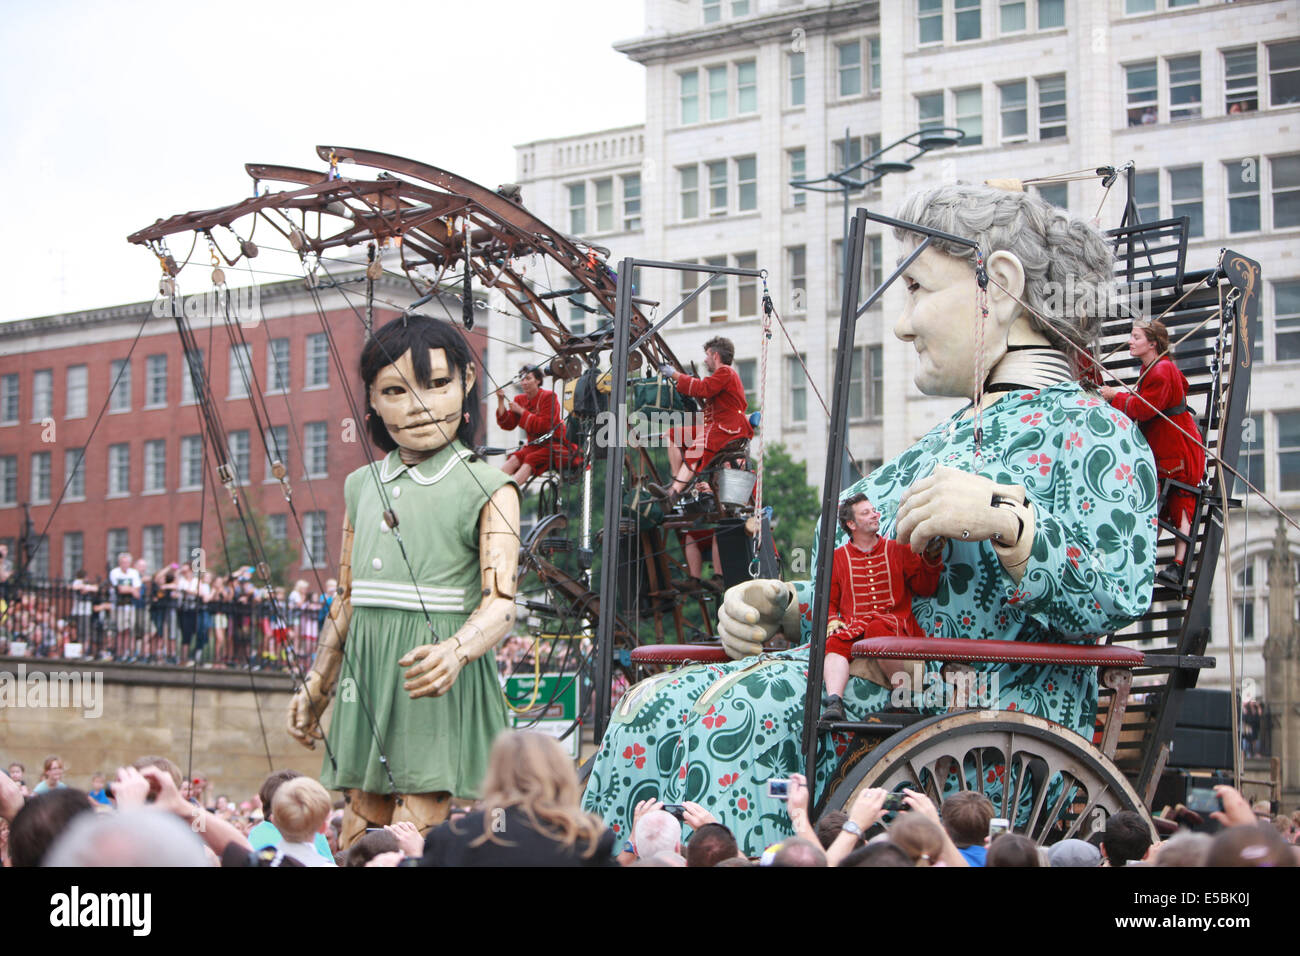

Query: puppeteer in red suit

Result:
[820,493,943,722]
[648,335,753,507]
[496,366,581,484]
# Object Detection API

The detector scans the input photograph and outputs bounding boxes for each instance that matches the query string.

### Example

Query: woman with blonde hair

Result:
[421,731,616,866]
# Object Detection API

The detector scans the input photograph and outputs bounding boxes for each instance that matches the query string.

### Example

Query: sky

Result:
[0,0,646,323]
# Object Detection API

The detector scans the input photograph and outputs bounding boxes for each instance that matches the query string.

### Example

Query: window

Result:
[622,174,641,231]
[680,71,700,125]
[180,435,204,490]
[731,1,748,16]
[706,256,728,323]
[27,535,47,580]
[181,348,205,405]
[954,87,983,146]
[228,430,250,485]
[302,511,327,569]
[228,343,252,399]
[789,148,806,207]
[1275,281,1300,362]
[265,425,289,480]
[918,92,944,131]
[1037,184,1068,209]
[30,451,51,504]
[0,456,15,506]
[707,160,728,215]
[63,448,84,501]
[788,245,806,313]
[106,529,129,568]
[702,0,720,23]
[108,443,130,497]
[834,136,862,170]
[1279,411,1300,492]
[1269,39,1300,108]
[142,526,165,574]
[304,422,328,478]
[1038,0,1064,28]
[567,295,589,336]
[788,355,807,423]
[918,0,943,44]
[267,514,288,542]
[179,523,202,567]
[999,81,1028,142]
[63,532,83,580]
[143,440,166,493]
[267,338,290,393]
[735,253,758,318]
[867,346,884,420]
[708,65,728,121]
[1168,55,1201,122]
[866,235,883,293]
[109,358,131,412]
[954,0,981,42]
[1169,165,1204,237]
[1226,158,1260,233]
[736,359,757,409]
[1038,74,1066,139]
[832,236,881,307]
[680,166,699,220]
[591,178,613,233]
[567,183,586,234]
[1272,155,1300,230]
[1135,171,1159,223]
[736,60,757,114]
[837,40,862,97]
[305,333,329,388]
[788,52,805,107]
[834,347,867,420]
[32,369,52,422]
[1224,48,1258,113]
[869,37,881,92]
[66,365,87,420]
[1125,61,1158,126]
[146,354,167,407]
[1,374,17,424]
[1235,413,1264,495]
[1000,0,1026,32]
[680,264,700,325]
[736,157,757,212]
[1125,0,1155,11]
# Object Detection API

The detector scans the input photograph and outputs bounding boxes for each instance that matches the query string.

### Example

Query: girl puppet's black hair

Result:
[360,313,480,452]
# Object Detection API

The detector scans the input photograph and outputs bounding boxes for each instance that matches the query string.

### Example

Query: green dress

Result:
[321,441,516,798]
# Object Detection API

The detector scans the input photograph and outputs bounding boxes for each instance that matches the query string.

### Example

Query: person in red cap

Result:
[496,365,582,484]
[820,493,944,722]
[648,336,752,508]
[1101,320,1205,588]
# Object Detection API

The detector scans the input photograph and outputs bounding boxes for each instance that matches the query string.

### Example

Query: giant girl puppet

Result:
[287,315,520,848]
[582,184,1158,855]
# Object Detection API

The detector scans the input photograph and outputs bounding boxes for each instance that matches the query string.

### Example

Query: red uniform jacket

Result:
[673,363,753,454]
[828,538,942,640]
[497,389,571,447]
[1109,357,1205,485]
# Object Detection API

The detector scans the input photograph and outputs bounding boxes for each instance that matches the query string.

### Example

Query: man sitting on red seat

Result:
[496,365,581,484]
[820,493,944,722]
[649,336,752,508]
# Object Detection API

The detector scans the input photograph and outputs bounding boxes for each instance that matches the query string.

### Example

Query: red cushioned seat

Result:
[629,643,731,666]
[850,636,1144,669]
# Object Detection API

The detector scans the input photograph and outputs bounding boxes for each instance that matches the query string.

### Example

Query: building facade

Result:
[497,0,1300,695]
[0,275,488,587]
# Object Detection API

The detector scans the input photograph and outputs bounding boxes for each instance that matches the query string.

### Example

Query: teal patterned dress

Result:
[582,383,1157,856]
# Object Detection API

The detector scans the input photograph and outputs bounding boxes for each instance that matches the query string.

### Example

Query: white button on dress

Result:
[392,486,402,499]
[372,557,383,571]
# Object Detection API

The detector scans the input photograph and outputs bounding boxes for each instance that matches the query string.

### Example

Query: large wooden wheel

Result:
[822,710,1157,845]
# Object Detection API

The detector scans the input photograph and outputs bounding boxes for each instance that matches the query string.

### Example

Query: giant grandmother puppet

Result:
[582,184,1158,855]
[286,314,520,849]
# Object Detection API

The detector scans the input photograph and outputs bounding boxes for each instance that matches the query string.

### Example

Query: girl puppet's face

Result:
[368,348,475,455]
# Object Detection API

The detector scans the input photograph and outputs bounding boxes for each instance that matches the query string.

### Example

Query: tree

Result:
[211,500,301,589]
[760,443,821,575]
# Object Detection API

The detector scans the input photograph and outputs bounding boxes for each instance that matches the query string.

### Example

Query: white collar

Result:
[378,443,475,486]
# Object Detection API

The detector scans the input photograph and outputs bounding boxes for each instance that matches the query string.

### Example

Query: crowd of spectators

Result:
[4,735,1297,868]
[0,550,338,671]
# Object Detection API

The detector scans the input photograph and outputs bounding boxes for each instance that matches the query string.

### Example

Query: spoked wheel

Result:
[823,710,1156,845]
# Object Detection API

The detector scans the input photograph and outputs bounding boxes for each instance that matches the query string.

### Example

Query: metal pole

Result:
[593,257,636,742]
[802,208,869,790]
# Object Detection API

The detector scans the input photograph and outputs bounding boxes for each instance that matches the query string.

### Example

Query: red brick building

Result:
[0,275,488,584]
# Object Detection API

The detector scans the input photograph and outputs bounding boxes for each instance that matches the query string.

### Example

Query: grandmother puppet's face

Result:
[368,347,475,454]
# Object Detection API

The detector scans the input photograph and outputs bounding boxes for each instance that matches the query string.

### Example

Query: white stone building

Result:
[492,0,1300,697]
